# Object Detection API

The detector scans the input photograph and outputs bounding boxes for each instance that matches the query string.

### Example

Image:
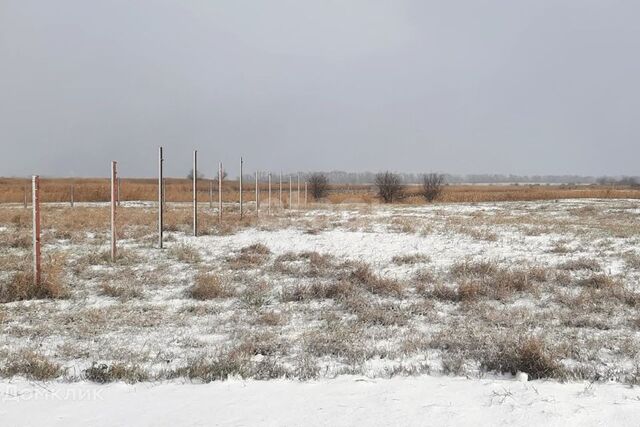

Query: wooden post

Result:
[268,173,272,215]
[193,150,198,237]
[70,183,74,208]
[32,176,41,287]
[218,162,223,222]
[111,161,117,262]
[239,157,243,218]
[158,146,164,249]
[255,171,259,217]
[289,176,292,209]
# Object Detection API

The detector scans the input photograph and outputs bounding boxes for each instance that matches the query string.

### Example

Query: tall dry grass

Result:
[1,177,638,204]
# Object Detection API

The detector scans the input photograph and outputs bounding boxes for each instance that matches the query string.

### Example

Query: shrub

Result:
[374,172,404,203]
[84,362,149,383]
[308,173,329,200]
[420,173,445,202]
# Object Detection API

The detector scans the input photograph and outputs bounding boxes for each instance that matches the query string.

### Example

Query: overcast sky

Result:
[1,0,639,178]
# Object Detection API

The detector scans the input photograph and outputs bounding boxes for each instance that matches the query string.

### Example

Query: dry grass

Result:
[1,350,62,380]
[481,336,562,379]
[0,256,68,302]
[84,362,149,384]
[346,264,404,297]
[2,177,639,204]
[189,273,235,300]
[227,244,271,269]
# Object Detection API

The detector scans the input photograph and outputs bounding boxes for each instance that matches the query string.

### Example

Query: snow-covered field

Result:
[1,199,639,424]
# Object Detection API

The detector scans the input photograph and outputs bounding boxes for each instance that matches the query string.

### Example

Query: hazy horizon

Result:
[2,1,639,178]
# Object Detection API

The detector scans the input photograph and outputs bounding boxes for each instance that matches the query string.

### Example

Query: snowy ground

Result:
[1,199,640,423]
[2,375,640,426]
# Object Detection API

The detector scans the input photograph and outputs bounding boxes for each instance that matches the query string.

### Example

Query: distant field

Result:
[1,177,639,204]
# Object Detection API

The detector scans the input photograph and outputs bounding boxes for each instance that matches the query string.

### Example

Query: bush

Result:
[308,173,329,200]
[481,336,561,379]
[421,173,444,202]
[374,172,404,203]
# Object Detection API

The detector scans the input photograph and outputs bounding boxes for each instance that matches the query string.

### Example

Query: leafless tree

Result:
[375,172,404,203]
[308,173,329,200]
[187,169,204,180]
[421,173,445,202]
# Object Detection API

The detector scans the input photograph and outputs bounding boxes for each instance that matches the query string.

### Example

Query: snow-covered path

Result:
[2,375,639,426]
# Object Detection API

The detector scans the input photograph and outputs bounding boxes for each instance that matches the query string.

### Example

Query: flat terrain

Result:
[1,199,639,385]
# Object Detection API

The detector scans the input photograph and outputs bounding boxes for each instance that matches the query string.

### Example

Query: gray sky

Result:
[1,0,639,178]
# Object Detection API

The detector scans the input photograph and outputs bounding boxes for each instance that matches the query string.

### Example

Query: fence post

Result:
[305,182,308,208]
[289,176,292,209]
[70,183,74,208]
[111,161,117,262]
[268,173,272,215]
[240,157,243,218]
[255,171,259,217]
[279,172,282,208]
[297,174,300,210]
[193,150,198,237]
[158,146,164,249]
[218,162,223,222]
[209,180,213,209]
[32,175,41,287]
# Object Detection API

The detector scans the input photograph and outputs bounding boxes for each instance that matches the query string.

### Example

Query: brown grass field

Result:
[1,177,639,204]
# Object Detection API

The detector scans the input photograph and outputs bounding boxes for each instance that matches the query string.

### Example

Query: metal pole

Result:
[255,171,259,216]
[32,175,41,287]
[158,146,164,249]
[209,180,213,209]
[297,174,300,210]
[111,161,117,262]
[268,173,272,215]
[240,157,243,218]
[279,171,282,208]
[193,150,198,237]
[218,162,223,222]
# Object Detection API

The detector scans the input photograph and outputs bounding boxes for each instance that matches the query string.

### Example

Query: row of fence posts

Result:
[28,147,310,288]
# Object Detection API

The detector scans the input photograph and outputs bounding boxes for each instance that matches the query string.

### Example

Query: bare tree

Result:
[187,169,205,180]
[308,173,329,200]
[375,172,404,203]
[421,173,445,202]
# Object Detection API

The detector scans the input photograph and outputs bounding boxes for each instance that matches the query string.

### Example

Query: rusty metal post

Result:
[193,150,198,237]
[32,176,41,287]
[110,161,117,262]
[239,157,243,218]
[218,162,223,222]
[158,146,164,249]
[268,173,272,215]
